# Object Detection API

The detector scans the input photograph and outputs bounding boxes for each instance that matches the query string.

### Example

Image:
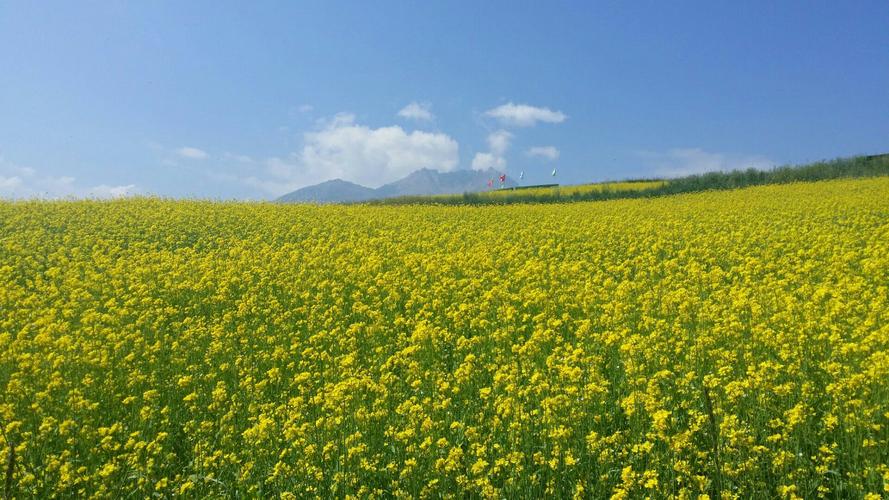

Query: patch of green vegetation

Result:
[366,153,889,205]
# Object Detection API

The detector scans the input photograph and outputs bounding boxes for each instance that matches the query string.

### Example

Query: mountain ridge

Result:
[276,168,518,203]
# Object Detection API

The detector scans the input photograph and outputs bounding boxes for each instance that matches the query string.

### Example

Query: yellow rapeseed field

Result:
[485,180,668,198]
[402,180,667,204]
[1,178,887,498]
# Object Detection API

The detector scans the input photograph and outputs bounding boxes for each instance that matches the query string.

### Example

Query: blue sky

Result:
[1,1,887,199]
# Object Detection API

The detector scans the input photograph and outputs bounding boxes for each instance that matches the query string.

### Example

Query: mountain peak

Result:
[277,168,518,203]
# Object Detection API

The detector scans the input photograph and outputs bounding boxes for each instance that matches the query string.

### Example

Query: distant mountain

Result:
[276,179,376,203]
[374,168,518,198]
[276,168,518,203]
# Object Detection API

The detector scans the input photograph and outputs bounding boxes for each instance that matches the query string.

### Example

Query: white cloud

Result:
[487,130,512,156]
[0,175,23,190]
[87,184,138,198]
[397,102,434,121]
[237,113,459,195]
[484,102,567,127]
[176,147,209,160]
[0,156,138,199]
[471,153,507,170]
[298,104,314,113]
[0,158,73,198]
[527,146,560,160]
[470,130,512,171]
[638,148,775,177]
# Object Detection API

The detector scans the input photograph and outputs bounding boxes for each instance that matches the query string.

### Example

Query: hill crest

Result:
[276,168,517,203]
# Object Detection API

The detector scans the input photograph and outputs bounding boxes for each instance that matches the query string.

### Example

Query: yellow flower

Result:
[2,177,887,497]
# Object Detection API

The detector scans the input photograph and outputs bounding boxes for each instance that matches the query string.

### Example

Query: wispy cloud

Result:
[176,147,209,160]
[527,146,560,160]
[87,184,138,198]
[487,130,512,156]
[637,148,775,177]
[397,102,435,122]
[484,102,567,127]
[222,152,256,163]
[0,156,137,199]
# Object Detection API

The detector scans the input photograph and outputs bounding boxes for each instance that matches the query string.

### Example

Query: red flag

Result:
[499,174,506,183]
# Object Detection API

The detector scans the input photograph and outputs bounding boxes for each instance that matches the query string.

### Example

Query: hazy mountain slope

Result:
[276,179,376,203]
[276,168,517,203]
[374,168,517,198]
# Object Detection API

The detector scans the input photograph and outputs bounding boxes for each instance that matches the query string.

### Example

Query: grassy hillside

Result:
[368,153,889,205]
